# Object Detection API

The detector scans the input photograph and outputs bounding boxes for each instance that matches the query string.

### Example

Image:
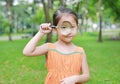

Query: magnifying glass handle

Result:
[50,25,56,28]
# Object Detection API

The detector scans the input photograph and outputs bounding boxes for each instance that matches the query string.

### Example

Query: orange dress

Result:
[45,43,85,84]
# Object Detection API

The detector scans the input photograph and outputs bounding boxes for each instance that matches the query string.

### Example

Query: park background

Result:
[0,0,120,84]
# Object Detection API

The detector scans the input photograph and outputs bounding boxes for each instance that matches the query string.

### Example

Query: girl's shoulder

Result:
[75,45,85,53]
[77,46,84,51]
[46,42,55,48]
[74,44,84,50]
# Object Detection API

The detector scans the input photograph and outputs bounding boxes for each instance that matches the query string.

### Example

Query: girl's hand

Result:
[39,23,52,34]
[60,76,78,84]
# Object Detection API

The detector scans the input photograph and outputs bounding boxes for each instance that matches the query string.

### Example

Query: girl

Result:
[23,7,90,84]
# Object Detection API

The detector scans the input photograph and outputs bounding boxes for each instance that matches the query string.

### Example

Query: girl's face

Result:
[55,13,78,43]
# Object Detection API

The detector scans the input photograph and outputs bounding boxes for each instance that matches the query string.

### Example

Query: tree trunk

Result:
[42,0,50,22]
[6,0,13,41]
[42,0,52,42]
[98,0,102,42]
[80,15,84,34]
[31,0,36,36]
[85,0,88,32]
[48,0,53,9]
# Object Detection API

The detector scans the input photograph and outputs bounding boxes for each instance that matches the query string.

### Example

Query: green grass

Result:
[0,32,120,84]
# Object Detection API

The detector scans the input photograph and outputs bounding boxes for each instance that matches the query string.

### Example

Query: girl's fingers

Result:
[47,23,52,30]
[41,23,51,30]
[60,79,65,84]
[39,23,52,33]
[48,23,51,27]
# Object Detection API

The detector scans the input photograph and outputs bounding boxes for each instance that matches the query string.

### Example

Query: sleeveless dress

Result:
[45,43,85,84]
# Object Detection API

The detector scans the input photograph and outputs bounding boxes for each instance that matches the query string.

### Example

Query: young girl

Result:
[23,7,90,84]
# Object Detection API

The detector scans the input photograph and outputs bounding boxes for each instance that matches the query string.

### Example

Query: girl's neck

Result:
[56,39,73,46]
[55,40,76,53]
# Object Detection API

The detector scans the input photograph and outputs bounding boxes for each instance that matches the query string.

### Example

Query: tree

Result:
[42,0,52,42]
[103,0,120,22]
[73,0,88,33]
[48,0,53,9]
[98,0,102,42]
[5,0,14,41]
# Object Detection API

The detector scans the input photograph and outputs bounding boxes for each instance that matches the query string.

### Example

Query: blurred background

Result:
[0,0,120,42]
[0,0,120,84]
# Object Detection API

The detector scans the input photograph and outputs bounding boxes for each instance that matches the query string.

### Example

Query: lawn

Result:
[0,32,120,84]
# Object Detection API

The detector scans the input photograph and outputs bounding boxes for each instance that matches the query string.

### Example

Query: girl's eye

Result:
[61,26,67,29]
[71,26,75,28]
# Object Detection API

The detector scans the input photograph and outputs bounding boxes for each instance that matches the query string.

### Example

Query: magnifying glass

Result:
[50,21,74,35]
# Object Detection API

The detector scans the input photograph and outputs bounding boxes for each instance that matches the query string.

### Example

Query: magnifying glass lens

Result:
[59,21,75,35]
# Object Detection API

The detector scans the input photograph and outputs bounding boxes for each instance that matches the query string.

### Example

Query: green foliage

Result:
[87,1,98,22]
[31,7,45,24]
[0,12,10,34]
[1,0,120,35]
[103,0,120,22]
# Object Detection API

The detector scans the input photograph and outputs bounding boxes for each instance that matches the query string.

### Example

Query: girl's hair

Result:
[53,6,78,26]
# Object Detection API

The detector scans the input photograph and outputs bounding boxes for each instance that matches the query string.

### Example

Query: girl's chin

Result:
[63,38,73,43]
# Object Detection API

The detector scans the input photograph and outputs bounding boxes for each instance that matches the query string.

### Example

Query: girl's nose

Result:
[63,28,72,35]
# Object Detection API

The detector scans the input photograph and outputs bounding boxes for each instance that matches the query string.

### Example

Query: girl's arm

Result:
[76,52,90,82]
[23,23,52,56]
[61,53,90,84]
